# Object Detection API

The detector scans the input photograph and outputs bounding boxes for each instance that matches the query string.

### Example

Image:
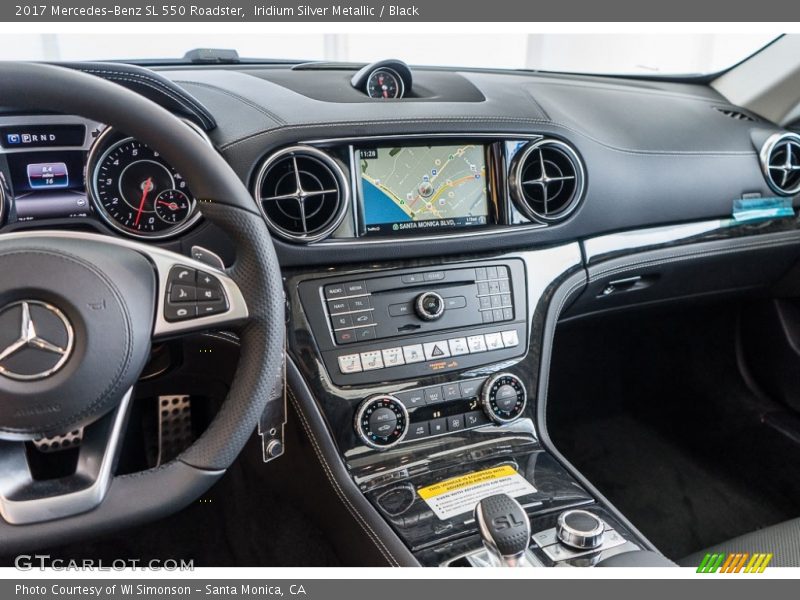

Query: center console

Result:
[285,244,653,567]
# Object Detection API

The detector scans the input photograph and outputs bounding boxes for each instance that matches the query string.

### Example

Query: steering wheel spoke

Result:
[0,388,133,525]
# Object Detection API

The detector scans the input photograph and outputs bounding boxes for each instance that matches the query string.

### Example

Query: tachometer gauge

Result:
[155,189,192,224]
[90,136,198,238]
[366,68,403,99]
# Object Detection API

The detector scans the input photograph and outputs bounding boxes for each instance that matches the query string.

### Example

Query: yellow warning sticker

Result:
[417,465,537,520]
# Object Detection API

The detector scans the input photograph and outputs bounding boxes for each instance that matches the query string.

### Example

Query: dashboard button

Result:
[360,351,384,371]
[467,335,487,353]
[447,414,465,432]
[406,421,430,440]
[368,408,398,437]
[352,312,375,326]
[485,332,504,351]
[396,389,426,408]
[382,347,405,367]
[338,354,363,374]
[486,266,498,279]
[448,337,470,356]
[492,309,504,322]
[445,296,467,309]
[354,327,376,342]
[424,271,445,281]
[389,303,412,316]
[465,410,490,427]
[482,312,494,324]
[443,383,461,402]
[429,418,446,435]
[502,307,514,321]
[401,273,424,284]
[345,281,368,295]
[500,279,511,293]
[335,329,357,344]
[424,386,444,405]
[475,267,487,280]
[324,284,347,300]
[460,379,483,398]
[332,314,353,329]
[423,341,450,361]
[502,330,520,348]
[349,297,371,312]
[328,299,349,315]
[403,344,425,363]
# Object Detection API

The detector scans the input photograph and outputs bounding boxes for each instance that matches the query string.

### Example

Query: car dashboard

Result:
[2,59,800,568]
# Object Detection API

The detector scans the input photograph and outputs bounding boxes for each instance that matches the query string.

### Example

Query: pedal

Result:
[33,428,84,453]
[158,395,194,465]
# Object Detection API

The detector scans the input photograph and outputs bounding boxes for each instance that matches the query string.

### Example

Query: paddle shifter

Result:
[474,493,532,567]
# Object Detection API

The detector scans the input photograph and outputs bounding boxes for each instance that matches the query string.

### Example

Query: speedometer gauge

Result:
[366,68,404,99]
[89,135,199,239]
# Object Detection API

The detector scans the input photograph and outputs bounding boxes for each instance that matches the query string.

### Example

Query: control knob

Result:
[481,373,527,423]
[354,394,409,450]
[414,291,445,321]
[556,509,605,550]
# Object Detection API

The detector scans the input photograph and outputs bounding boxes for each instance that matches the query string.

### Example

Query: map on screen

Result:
[359,144,489,234]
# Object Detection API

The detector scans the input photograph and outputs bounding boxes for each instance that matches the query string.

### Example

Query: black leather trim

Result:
[0,461,222,555]
[56,62,216,131]
[286,359,420,567]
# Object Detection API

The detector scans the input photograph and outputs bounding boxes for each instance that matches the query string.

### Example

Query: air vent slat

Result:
[761,133,800,196]
[713,106,757,122]
[253,146,349,243]
[510,139,585,223]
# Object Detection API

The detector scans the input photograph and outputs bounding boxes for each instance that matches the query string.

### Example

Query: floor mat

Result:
[549,304,800,560]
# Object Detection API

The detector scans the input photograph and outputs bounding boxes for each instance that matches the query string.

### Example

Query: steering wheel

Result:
[0,62,285,553]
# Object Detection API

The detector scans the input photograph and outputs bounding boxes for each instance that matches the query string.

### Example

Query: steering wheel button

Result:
[168,266,196,286]
[197,299,228,317]
[165,303,197,322]
[197,287,221,301]
[169,284,197,303]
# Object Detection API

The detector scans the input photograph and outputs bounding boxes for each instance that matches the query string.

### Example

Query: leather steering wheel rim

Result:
[0,62,285,552]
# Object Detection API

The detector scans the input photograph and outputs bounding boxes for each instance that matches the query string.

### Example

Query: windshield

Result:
[0,33,778,76]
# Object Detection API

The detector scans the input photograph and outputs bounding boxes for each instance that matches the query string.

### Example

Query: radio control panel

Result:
[298,260,528,386]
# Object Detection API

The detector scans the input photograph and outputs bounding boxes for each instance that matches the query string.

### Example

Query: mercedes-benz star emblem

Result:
[0,301,74,381]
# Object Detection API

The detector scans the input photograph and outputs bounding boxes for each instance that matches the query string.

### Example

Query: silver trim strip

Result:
[583,220,725,263]
[0,387,133,525]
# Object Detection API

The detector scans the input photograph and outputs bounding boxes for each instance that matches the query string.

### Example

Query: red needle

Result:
[134,177,154,226]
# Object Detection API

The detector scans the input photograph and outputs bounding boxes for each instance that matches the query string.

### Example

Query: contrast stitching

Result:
[175,80,287,126]
[287,387,400,566]
[79,68,214,127]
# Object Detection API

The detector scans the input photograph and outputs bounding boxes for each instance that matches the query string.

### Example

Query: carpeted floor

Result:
[548,303,800,560]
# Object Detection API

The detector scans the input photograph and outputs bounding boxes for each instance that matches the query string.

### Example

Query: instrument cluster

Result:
[0,115,206,241]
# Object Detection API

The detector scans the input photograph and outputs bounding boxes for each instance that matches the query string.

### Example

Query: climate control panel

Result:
[353,373,528,450]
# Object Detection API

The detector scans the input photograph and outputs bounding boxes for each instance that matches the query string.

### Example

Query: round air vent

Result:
[509,139,585,223]
[253,145,350,243]
[760,132,800,196]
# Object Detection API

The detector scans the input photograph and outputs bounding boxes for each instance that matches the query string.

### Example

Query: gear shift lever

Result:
[474,493,531,567]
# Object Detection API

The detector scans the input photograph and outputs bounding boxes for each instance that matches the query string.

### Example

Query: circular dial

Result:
[354,395,409,450]
[481,373,527,424]
[91,137,196,238]
[155,189,192,224]
[415,291,445,321]
[366,68,403,99]
[556,510,605,550]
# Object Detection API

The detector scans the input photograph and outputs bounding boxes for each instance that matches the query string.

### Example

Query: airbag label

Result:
[417,465,537,520]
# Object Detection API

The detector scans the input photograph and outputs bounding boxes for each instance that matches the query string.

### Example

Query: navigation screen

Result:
[359,144,489,235]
